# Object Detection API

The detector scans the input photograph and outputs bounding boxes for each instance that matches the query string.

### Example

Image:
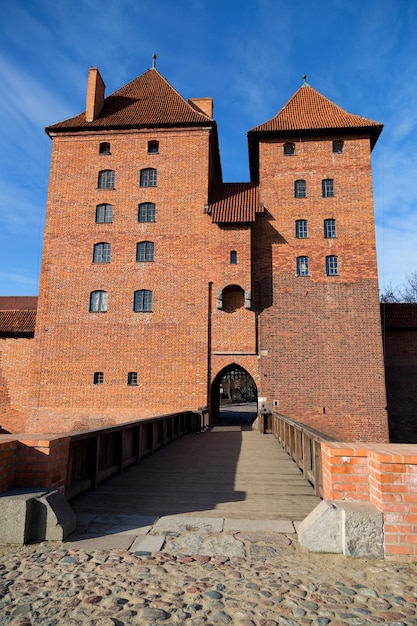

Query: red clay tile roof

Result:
[206,183,262,223]
[381,303,417,329]
[0,310,36,334]
[46,69,213,133]
[250,84,383,138]
[0,296,38,310]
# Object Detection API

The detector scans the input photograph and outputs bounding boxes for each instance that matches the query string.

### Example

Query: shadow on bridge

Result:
[71,403,320,521]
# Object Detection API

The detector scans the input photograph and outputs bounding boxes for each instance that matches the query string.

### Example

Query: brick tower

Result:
[27,66,388,442]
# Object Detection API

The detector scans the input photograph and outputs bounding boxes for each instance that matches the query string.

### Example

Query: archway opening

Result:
[210,365,258,427]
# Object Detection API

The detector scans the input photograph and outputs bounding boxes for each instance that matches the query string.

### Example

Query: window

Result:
[99,142,111,155]
[297,256,309,276]
[295,219,308,239]
[127,372,138,385]
[333,140,344,153]
[322,179,334,197]
[324,219,336,238]
[134,289,152,312]
[98,170,115,189]
[96,204,113,223]
[137,241,154,262]
[230,250,237,264]
[284,142,295,155]
[140,168,157,187]
[294,180,306,198]
[90,290,108,312]
[138,202,156,222]
[148,140,159,153]
[326,255,338,276]
[93,242,111,263]
[94,372,104,384]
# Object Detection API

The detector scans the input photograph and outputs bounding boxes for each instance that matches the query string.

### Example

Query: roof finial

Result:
[302,74,310,86]
[151,54,157,69]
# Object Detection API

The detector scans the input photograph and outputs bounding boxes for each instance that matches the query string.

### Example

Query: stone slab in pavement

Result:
[130,534,165,553]
[224,517,295,533]
[152,515,224,534]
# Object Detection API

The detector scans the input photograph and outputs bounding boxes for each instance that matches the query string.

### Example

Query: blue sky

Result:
[0,0,416,295]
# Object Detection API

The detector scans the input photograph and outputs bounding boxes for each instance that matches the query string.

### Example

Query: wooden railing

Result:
[269,411,335,497]
[66,409,208,500]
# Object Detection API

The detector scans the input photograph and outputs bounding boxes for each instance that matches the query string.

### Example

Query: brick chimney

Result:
[188,97,213,118]
[85,67,105,123]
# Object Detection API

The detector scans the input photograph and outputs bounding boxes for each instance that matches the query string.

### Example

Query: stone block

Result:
[0,492,39,544]
[297,500,343,553]
[32,490,77,541]
[339,501,384,558]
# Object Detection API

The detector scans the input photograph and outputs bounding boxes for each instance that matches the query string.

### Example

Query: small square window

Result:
[128,372,138,385]
[99,142,111,155]
[284,142,295,156]
[296,220,308,239]
[148,140,159,153]
[297,256,309,276]
[94,372,104,384]
[333,140,344,153]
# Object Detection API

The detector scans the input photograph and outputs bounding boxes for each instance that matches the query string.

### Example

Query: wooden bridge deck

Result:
[71,408,321,522]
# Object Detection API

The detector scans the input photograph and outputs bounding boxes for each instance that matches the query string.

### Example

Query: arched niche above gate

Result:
[216,285,251,312]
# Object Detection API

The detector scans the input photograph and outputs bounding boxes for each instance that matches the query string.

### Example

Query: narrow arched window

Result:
[296,256,309,276]
[326,255,338,275]
[230,250,237,264]
[138,202,156,222]
[96,204,113,223]
[137,241,154,262]
[93,242,111,263]
[94,372,104,384]
[322,179,334,197]
[294,180,306,198]
[98,170,115,189]
[90,290,108,312]
[99,142,111,155]
[148,140,159,153]
[324,218,336,238]
[134,289,152,312]
[140,168,157,187]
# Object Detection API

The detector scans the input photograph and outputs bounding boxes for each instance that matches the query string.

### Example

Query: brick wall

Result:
[322,442,417,561]
[0,337,34,433]
[253,135,388,441]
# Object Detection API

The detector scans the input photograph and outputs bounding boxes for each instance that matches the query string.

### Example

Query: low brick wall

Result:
[322,442,417,561]
[0,435,70,494]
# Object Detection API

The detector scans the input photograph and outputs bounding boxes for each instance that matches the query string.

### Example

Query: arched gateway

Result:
[210,364,258,425]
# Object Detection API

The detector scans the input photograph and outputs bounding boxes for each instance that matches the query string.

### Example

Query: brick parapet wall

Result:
[0,434,70,495]
[322,442,417,561]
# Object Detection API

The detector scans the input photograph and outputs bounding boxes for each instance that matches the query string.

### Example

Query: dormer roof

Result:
[46,68,213,134]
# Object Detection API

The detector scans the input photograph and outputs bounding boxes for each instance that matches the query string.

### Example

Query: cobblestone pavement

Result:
[0,517,416,626]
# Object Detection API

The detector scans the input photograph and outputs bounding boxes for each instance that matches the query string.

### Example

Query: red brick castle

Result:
[3,64,389,441]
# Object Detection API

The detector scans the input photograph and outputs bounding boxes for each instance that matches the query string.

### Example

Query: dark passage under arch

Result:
[210,364,257,427]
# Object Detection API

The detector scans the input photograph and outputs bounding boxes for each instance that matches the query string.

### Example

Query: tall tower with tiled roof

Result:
[249,81,388,441]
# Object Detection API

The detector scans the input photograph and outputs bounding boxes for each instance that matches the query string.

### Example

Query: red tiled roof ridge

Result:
[0,296,38,310]
[46,68,213,133]
[250,84,383,134]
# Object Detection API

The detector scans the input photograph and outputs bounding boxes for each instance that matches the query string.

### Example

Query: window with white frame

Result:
[94,372,104,384]
[127,371,138,385]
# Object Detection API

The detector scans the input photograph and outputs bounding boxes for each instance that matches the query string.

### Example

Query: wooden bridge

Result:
[71,405,321,522]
